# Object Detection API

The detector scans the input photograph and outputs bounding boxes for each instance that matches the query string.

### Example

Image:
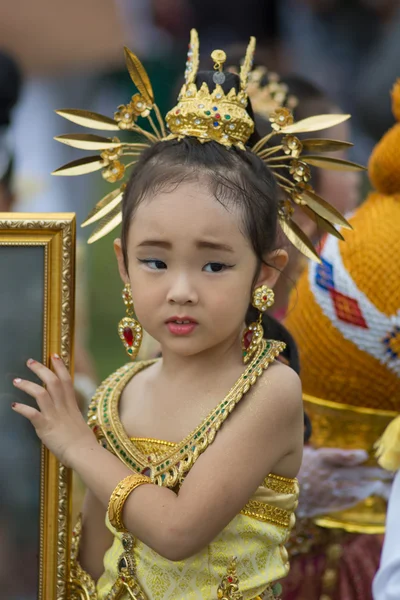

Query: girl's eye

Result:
[203,262,231,273]
[139,259,167,270]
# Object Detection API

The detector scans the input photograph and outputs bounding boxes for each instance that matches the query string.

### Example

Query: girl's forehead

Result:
[132,181,243,236]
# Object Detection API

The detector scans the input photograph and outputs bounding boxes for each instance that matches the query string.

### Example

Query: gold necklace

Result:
[91,339,286,487]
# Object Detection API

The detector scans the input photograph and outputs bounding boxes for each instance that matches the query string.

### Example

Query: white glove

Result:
[297,446,393,519]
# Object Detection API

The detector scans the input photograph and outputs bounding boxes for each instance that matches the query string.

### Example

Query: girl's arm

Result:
[13,357,303,561]
[78,489,114,580]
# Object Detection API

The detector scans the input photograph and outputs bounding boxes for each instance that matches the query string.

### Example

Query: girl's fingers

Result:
[50,354,75,398]
[26,358,64,404]
[11,402,43,426]
[13,378,53,413]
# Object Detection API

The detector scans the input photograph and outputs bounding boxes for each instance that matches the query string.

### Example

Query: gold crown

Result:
[52,29,365,255]
[165,30,255,148]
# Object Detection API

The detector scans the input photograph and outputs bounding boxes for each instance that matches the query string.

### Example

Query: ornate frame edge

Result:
[0,214,76,599]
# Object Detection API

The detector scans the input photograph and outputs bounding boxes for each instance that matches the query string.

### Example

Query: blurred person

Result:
[0,53,21,210]
[373,413,400,600]
[0,51,42,600]
[282,80,400,600]
[373,470,400,600]
[277,0,400,163]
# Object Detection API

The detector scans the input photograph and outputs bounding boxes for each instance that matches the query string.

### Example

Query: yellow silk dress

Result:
[69,340,299,600]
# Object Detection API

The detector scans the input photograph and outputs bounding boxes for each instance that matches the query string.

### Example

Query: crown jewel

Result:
[52,29,365,259]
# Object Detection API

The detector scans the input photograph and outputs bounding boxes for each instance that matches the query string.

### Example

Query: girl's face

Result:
[115,178,285,357]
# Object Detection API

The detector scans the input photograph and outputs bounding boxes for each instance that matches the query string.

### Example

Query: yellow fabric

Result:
[84,348,298,599]
[97,432,298,599]
[97,480,298,600]
[376,414,400,471]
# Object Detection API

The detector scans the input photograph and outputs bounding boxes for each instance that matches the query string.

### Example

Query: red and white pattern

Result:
[309,234,400,376]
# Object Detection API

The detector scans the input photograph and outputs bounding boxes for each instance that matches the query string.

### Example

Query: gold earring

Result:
[118,283,143,359]
[242,285,275,364]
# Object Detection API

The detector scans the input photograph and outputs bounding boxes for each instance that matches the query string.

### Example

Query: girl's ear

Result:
[255,249,289,289]
[114,238,129,284]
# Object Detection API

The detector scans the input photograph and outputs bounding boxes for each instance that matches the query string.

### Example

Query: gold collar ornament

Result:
[53,29,365,260]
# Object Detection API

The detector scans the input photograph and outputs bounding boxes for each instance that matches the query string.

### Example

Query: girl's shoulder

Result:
[85,360,157,445]
[245,350,303,428]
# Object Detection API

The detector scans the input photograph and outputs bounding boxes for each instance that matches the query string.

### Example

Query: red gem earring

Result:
[118,283,143,359]
[242,285,275,364]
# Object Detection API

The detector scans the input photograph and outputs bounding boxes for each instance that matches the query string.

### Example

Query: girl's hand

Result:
[12,355,96,468]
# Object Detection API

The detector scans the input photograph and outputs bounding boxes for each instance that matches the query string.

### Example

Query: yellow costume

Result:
[69,342,299,600]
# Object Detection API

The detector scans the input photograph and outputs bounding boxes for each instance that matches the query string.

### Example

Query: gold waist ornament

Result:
[304,393,397,534]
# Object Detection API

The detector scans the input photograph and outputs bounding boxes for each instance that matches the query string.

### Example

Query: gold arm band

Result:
[108,474,152,532]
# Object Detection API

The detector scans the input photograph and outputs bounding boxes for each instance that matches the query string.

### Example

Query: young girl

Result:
[11,31,359,599]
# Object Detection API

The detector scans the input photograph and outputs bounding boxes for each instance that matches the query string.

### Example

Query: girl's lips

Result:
[166,322,197,336]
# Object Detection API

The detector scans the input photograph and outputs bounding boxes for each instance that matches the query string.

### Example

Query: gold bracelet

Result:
[108,474,152,532]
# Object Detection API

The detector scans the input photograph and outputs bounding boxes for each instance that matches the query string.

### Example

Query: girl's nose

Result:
[166,274,198,305]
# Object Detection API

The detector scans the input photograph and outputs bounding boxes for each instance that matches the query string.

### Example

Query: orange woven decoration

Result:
[285,82,400,413]
[369,79,400,195]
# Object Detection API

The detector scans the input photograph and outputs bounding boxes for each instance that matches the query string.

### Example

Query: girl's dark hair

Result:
[121,70,299,364]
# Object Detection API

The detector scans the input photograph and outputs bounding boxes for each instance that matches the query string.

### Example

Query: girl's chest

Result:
[119,378,223,444]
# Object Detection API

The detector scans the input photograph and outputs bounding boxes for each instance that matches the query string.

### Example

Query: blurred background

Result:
[1,1,400,597]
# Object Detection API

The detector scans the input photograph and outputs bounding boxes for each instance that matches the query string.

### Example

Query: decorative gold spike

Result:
[124,47,154,106]
[301,155,366,171]
[300,205,345,241]
[240,36,256,91]
[82,188,124,227]
[52,155,104,176]
[54,134,121,151]
[279,217,322,263]
[300,188,352,229]
[87,204,123,244]
[55,109,119,131]
[281,114,350,134]
[301,138,354,153]
[186,28,200,85]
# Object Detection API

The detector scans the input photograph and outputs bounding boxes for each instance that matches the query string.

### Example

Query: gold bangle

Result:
[108,474,152,532]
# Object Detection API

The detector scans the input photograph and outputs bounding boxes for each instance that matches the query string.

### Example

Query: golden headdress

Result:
[53,29,364,254]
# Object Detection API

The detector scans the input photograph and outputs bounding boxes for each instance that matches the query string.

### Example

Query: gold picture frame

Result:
[0,213,76,599]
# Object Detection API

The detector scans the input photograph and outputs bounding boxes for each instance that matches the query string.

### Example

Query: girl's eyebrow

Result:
[196,240,234,253]
[137,240,234,252]
[137,240,171,249]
